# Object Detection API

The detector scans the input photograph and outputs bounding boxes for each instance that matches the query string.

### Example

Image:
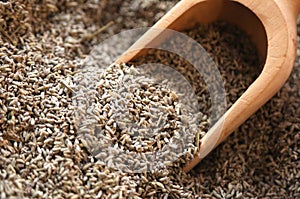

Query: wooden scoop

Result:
[115,0,300,172]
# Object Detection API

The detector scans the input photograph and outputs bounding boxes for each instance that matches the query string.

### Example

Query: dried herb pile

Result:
[0,0,299,198]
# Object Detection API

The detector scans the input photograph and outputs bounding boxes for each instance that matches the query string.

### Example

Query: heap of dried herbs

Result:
[0,0,299,198]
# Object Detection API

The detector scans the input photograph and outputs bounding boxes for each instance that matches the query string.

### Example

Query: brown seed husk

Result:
[0,0,299,199]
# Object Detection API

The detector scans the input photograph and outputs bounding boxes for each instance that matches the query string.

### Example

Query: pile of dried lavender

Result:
[132,21,261,112]
[0,0,299,198]
[74,62,207,173]
[0,0,202,198]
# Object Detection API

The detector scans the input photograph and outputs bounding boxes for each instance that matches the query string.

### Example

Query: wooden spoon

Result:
[115,0,300,172]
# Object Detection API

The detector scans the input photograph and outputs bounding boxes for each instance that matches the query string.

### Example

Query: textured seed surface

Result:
[0,0,299,199]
